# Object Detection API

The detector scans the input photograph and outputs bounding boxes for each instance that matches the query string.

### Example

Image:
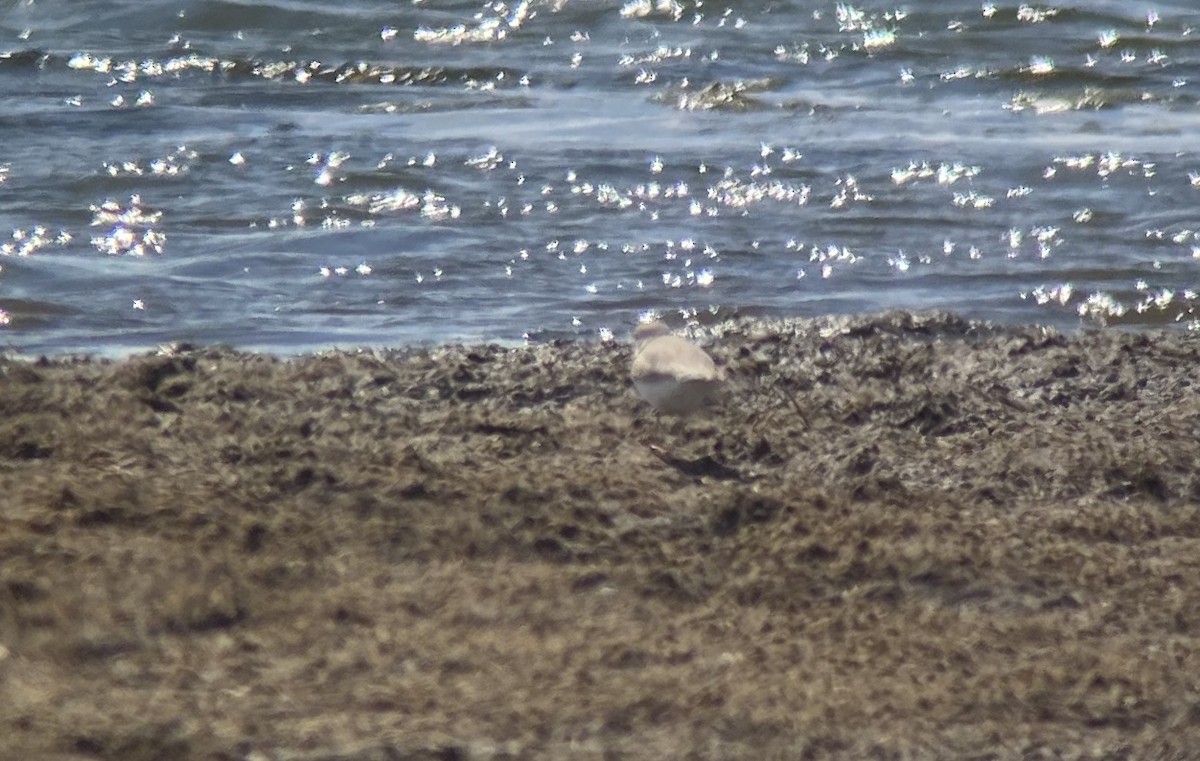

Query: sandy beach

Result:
[2,311,1199,760]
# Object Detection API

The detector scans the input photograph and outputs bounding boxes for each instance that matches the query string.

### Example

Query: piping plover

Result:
[630,320,724,415]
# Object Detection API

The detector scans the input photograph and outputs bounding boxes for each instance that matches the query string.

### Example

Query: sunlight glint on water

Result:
[2,1,1200,354]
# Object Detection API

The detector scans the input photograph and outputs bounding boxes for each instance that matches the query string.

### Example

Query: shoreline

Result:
[3,310,1199,759]
[1,305,1176,364]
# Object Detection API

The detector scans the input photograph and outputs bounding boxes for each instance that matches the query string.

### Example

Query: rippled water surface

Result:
[3,0,1200,355]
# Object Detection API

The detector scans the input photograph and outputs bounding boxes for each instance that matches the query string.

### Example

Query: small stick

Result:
[775,382,811,426]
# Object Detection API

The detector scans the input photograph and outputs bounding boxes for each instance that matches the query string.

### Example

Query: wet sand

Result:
[2,311,1200,760]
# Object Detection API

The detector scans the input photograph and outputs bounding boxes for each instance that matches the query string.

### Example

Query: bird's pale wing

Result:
[632,336,718,382]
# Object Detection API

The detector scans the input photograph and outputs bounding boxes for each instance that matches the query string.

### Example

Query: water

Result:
[3,0,1200,356]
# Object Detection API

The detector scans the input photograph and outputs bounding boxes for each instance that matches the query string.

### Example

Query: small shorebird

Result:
[630,320,724,416]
